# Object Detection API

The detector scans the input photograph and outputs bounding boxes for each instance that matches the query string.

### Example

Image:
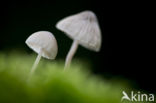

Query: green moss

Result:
[0,52,148,103]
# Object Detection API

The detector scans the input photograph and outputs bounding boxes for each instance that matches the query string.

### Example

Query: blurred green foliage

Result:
[0,52,149,103]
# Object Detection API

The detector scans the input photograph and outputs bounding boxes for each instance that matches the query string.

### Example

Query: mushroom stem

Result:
[65,40,79,69]
[30,49,42,76]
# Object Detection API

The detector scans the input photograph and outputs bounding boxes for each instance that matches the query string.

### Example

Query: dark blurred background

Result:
[0,0,155,93]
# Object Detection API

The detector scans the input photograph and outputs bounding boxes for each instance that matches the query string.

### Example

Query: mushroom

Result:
[25,31,58,76]
[56,10,102,69]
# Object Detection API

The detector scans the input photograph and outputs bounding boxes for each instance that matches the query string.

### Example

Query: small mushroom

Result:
[26,31,58,76]
[56,10,102,69]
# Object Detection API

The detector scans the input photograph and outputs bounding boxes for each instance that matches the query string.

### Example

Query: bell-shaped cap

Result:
[25,31,58,59]
[56,10,102,52]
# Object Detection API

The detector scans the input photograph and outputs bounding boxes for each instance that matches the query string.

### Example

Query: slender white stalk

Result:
[64,40,79,70]
[29,49,42,76]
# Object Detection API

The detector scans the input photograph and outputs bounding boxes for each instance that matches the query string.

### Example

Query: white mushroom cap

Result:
[56,10,102,52]
[25,31,58,59]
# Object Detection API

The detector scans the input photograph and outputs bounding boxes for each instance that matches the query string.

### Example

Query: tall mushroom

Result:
[56,10,102,69]
[25,31,58,76]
